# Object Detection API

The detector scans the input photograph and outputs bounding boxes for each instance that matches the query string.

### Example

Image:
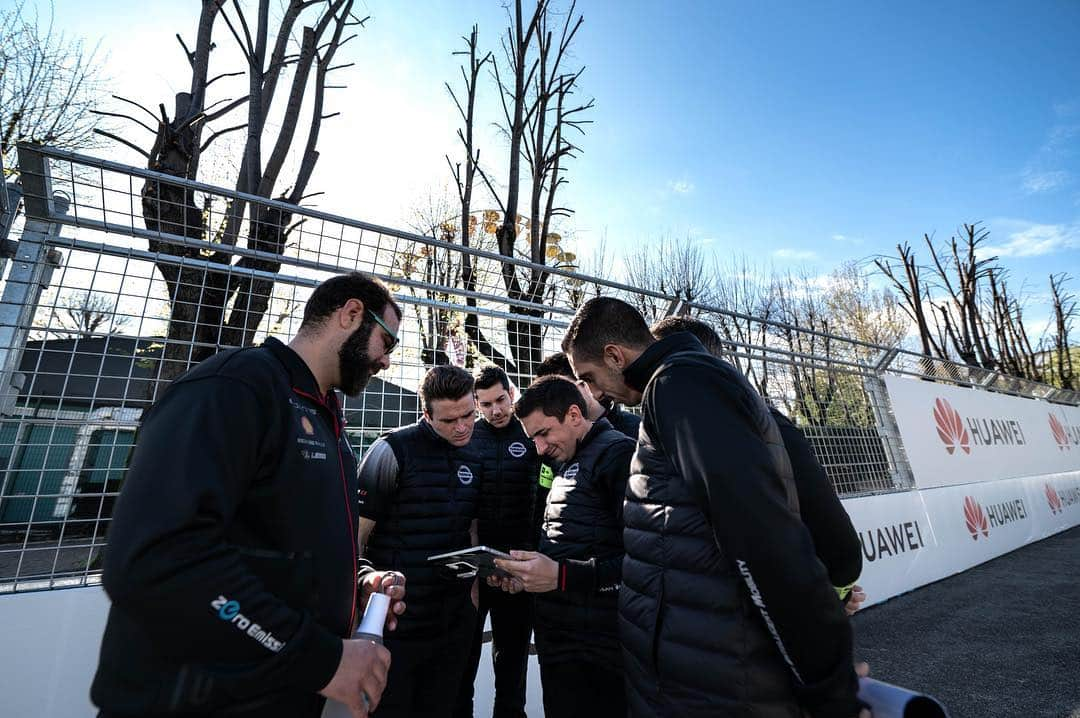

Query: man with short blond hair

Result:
[358,365,484,718]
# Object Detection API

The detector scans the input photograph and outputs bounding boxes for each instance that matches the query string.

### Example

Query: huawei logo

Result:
[1045,484,1063,515]
[963,496,989,540]
[934,398,971,455]
[1048,414,1070,451]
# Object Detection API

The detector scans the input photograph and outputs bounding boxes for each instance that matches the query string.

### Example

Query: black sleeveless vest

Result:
[471,417,539,550]
[365,421,482,635]
[535,420,634,664]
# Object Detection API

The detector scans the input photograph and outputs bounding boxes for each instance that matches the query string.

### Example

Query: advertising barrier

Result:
[842,471,1080,607]
[883,375,1080,489]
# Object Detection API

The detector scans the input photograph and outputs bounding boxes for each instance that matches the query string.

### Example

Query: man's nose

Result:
[534,437,547,454]
[377,353,391,370]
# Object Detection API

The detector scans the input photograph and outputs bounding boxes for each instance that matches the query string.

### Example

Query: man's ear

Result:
[422,410,431,423]
[566,403,583,424]
[339,298,365,331]
[602,344,626,371]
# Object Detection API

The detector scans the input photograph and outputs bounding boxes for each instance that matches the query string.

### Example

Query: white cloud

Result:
[981,222,1080,258]
[772,248,818,261]
[1022,169,1070,194]
[668,179,694,194]
[831,233,863,245]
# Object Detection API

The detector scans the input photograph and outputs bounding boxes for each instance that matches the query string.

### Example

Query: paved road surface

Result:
[853,525,1080,718]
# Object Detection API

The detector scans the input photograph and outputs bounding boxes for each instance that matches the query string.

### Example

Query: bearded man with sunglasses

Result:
[93,272,405,718]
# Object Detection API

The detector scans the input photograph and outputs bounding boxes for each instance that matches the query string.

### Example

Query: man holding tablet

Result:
[455,366,539,718]
[357,365,484,718]
[493,376,636,718]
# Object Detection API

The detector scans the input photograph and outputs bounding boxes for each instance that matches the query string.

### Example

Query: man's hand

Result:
[319,638,391,717]
[845,585,866,616]
[359,571,406,632]
[486,573,525,594]
[493,550,558,593]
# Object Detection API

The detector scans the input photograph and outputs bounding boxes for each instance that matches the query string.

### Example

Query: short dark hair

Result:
[534,352,575,380]
[420,365,474,414]
[651,316,726,357]
[561,297,654,362]
[474,365,511,393]
[300,271,402,332]
[514,375,586,422]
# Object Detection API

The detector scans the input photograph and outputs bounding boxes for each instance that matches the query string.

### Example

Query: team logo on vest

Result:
[564,462,580,480]
[508,441,527,458]
[300,416,315,435]
[1048,413,1080,450]
[457,465,474,485]
[934,398,970,455]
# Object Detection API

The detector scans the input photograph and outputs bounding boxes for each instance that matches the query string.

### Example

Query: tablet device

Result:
[428,545,514,579]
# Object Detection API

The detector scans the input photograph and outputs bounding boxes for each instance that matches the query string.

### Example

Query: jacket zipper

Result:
[293,388,358,634]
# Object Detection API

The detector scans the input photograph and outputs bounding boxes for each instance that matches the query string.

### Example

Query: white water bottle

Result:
[322,592,391,717]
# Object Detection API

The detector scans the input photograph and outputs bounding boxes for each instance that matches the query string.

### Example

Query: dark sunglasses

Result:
[368,309,399,354]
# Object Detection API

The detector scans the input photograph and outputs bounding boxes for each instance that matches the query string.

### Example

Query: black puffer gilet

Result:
[366,421,482,637]
[535,419,634,665]
[620,351,801,718]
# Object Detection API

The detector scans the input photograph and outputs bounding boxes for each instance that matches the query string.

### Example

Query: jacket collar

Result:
[624,332,709,393]
[263,337,342,414]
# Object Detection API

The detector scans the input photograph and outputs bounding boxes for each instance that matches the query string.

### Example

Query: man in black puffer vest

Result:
[492,376,636,718]
[358,366,484,718]
[563,298,865,718]
[455,366,539,718]
[651,316,864,606]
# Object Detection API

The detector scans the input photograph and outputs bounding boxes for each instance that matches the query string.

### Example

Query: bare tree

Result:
[51,291,132,337]
[623,235,713,319]
[483,0,592,383]
[1047,273,1076,390]
[875,241,944,358]
[1,0,107,169]
[823,260,907,352]
[711,254,774,395]
[99,0,363,384]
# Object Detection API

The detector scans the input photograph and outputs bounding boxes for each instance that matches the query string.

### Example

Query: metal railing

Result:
[0,143,1075,593]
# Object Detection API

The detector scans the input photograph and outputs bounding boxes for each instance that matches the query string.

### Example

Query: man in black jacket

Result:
[91,272,407,718]
[563,297,864,718]
[493,376,636,718]
[650,315,864,605]
[357,365,484,718]
[455,366,538,718]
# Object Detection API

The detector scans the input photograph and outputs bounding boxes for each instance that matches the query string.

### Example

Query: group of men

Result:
[91,270,866,718]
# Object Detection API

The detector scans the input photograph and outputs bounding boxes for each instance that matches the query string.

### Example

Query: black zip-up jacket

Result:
[771,410,862,591]
[92,338,368,717]
[620,333,858,718]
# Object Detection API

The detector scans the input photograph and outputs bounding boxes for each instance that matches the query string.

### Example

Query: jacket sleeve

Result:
[356,438,400,521]
[774,412,863,590]
[645,368,859,718]
[558,439,634,595]
[102,376,342,695]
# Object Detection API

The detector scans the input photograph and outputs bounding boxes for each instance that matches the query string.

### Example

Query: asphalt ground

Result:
[852,525,1080,718]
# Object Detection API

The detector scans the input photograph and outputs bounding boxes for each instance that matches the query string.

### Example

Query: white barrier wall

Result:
[843,471,1080,608]
[884,375,1080,488]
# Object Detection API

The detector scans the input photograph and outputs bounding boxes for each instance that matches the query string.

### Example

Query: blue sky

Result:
[49,1,1080,312]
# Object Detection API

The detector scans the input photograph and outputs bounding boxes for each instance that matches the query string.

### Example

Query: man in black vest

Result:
[650,315,866,612]
[535,351,641,437]
[455,366,538,718]
[563,297,864,718]
[91,272,405,718]
[357,366,484,718]
[493,375,636,718]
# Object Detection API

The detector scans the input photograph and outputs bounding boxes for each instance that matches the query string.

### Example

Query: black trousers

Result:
[377,602,478,718]
[454,582,533,718]
[538,657,626,718]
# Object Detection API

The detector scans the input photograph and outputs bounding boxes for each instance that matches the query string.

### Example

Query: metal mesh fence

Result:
[0,144,1075,593]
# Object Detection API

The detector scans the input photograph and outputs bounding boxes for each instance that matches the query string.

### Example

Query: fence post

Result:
[864,348,916,489]
[0,145,65,418]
